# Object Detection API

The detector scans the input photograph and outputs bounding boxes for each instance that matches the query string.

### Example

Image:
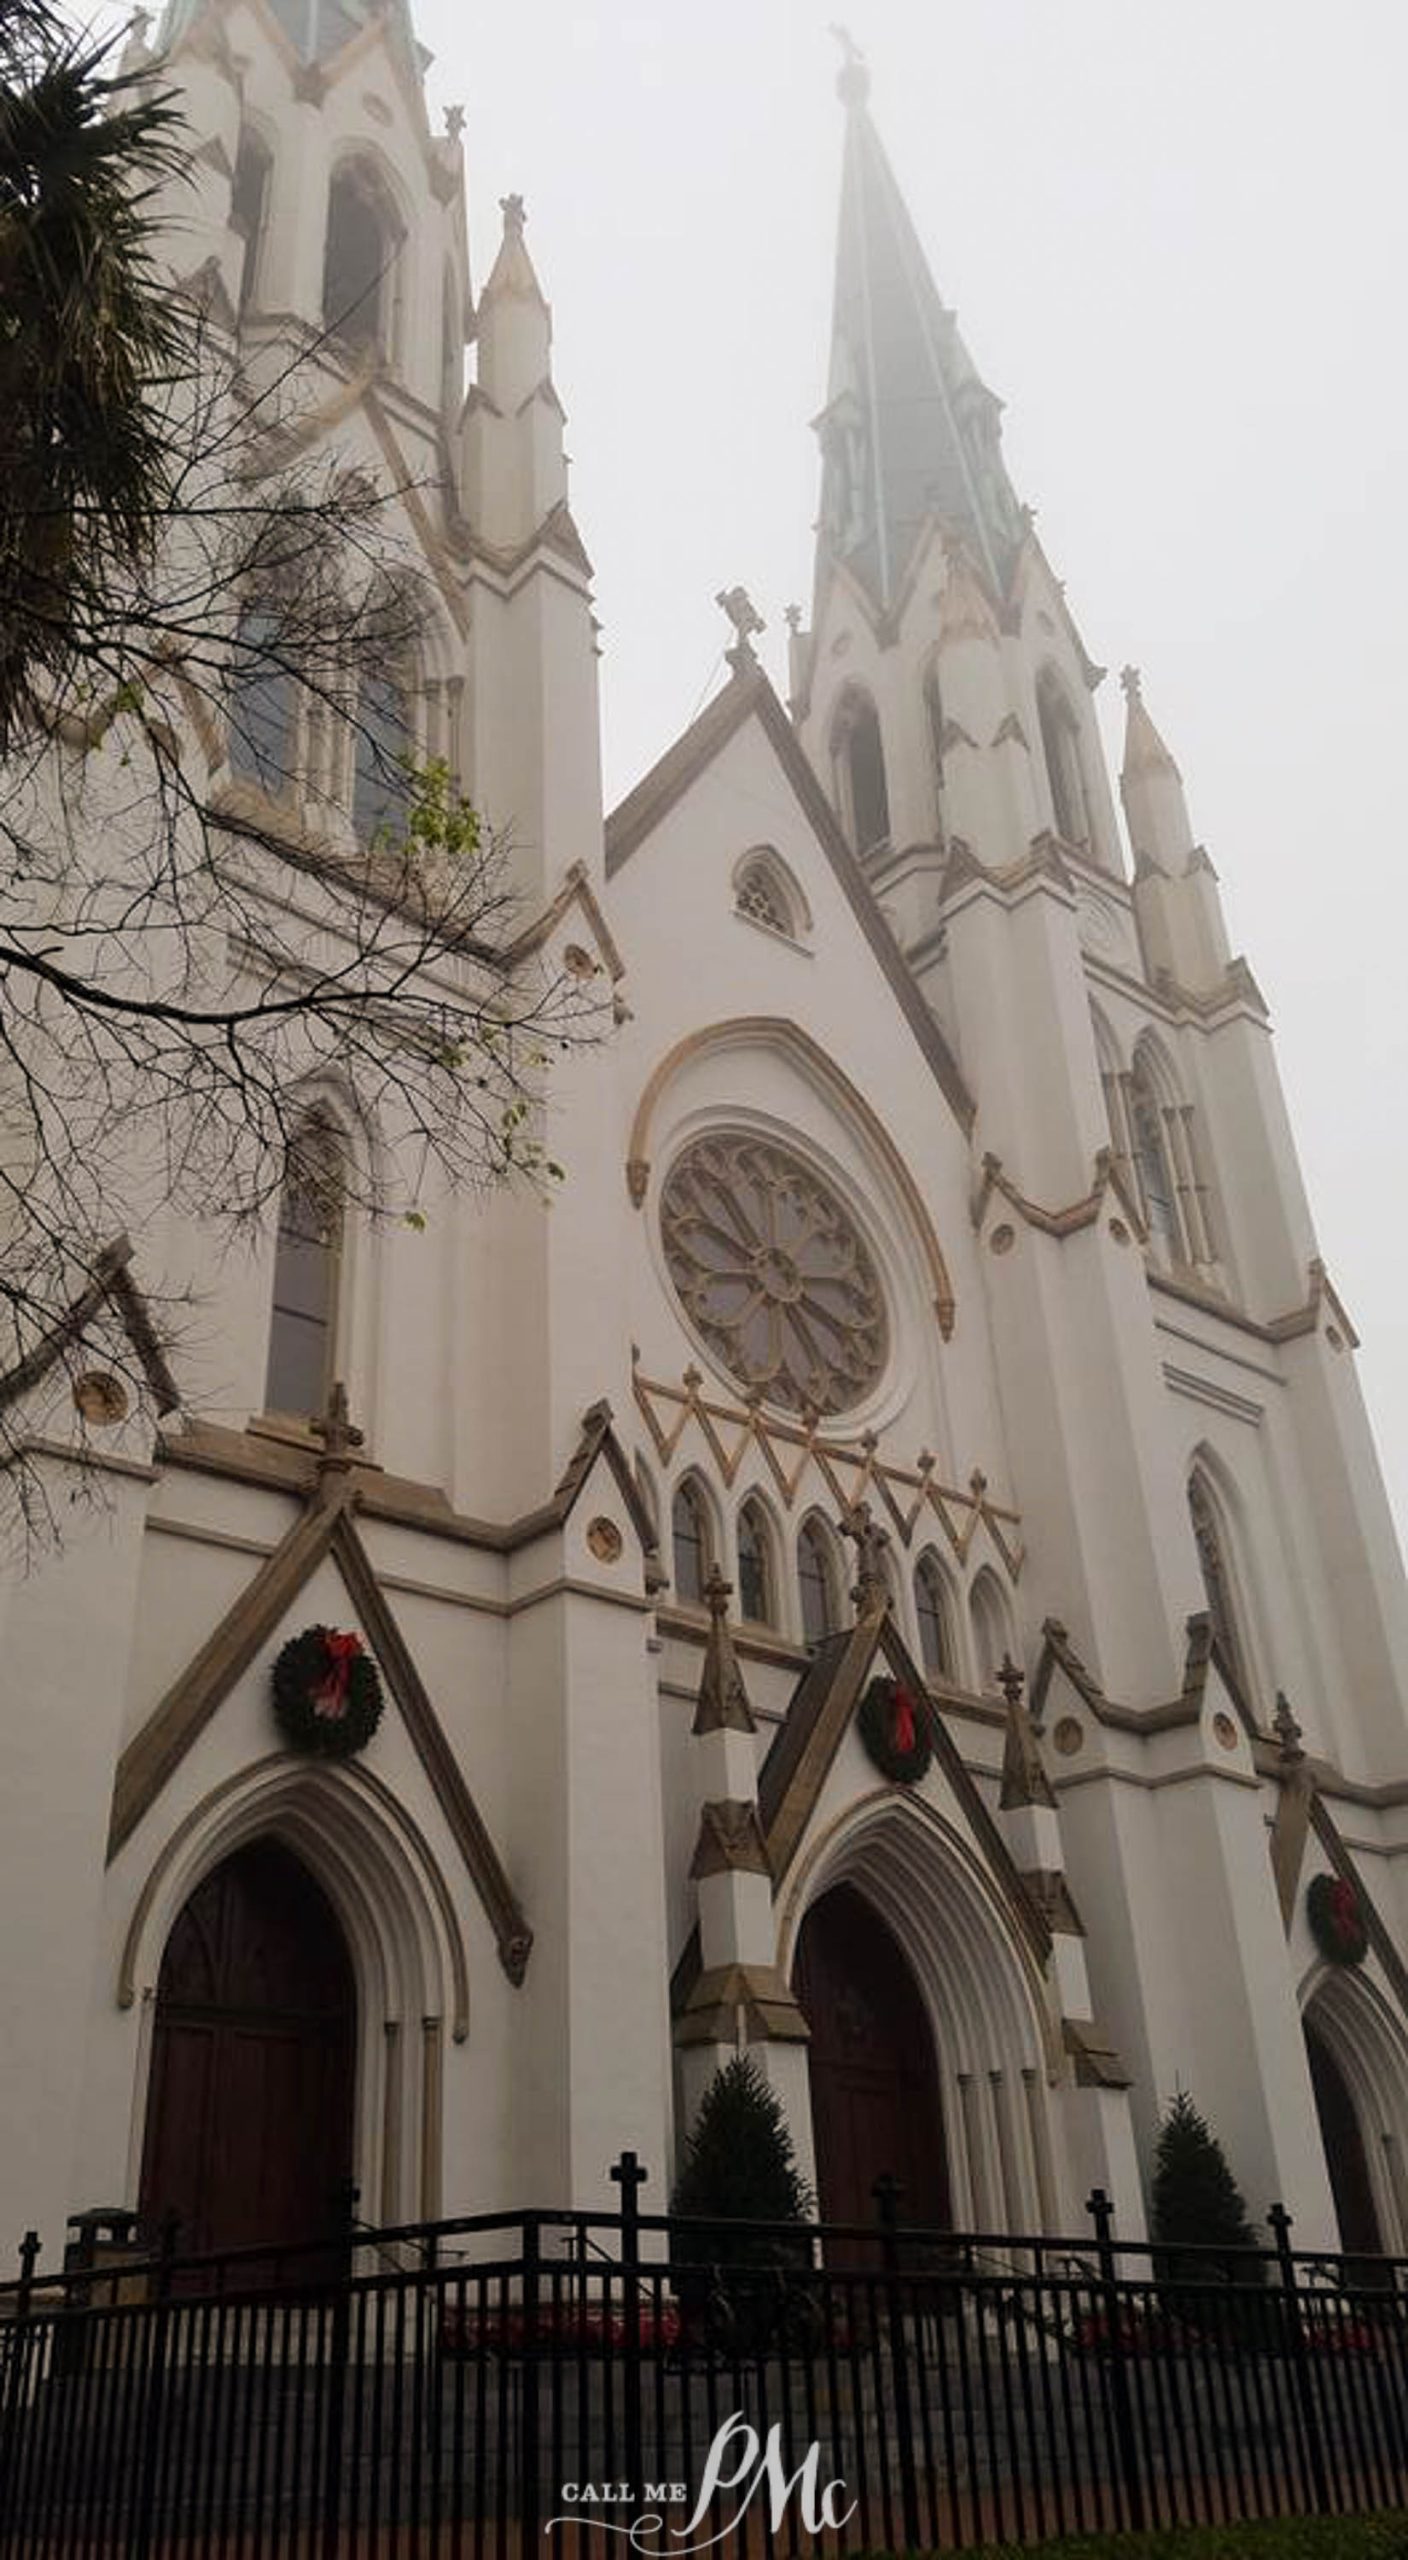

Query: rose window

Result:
[660,1134,887,1415]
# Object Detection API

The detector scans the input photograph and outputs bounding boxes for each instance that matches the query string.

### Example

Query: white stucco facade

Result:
[4,0,1408,2277]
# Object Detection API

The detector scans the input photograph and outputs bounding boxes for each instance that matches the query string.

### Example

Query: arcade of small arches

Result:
[656,1463,1016,1689]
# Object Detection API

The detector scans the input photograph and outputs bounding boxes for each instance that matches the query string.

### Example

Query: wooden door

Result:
[794,1883,949,2236]
[139,1840,356,2269]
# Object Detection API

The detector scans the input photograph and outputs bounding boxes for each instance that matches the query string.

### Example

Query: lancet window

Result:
[1037,670,1093,854]
[264,1110,345,1417]
[230,127,272,315]
[1188,1473,1250,1698]
[228,604,296,795]
[798,1516,843,1648]
[915,1550,956,1681]
[831,690,891,856]
[322,161,400,359]
[671,1478,713,1608]
[736,1498,776,1627]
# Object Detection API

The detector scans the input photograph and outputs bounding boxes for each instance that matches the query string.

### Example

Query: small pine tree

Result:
[1151,2091,1262,2286]
[671,2058,812,2269]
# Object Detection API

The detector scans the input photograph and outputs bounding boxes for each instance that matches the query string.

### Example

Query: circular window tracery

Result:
[660,1133,888,1415]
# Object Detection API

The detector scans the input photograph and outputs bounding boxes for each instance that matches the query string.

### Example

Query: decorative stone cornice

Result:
[674,1962,810,2047]
[1062,2017,1132,2090]
[689,1799,770,1878]
[633,1363,1023,1578]
[971,1146,1146,1245]
[0,1234,178,1424]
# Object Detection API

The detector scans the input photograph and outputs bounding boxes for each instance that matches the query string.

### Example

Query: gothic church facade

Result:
[4,0,1408,2270]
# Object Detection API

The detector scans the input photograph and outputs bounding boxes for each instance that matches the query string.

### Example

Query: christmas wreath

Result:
[272,1625,383,1759]
[857,1676,932,1785]
[1307,1872,1368,1969]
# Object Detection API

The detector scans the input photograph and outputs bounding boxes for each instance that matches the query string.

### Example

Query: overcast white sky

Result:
[409,0,1408,1553]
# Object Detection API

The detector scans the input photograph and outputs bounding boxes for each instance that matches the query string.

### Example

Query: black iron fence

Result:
[3,2164,1408,2555]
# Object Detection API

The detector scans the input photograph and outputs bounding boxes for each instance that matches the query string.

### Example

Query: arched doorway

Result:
[1304,2016,1382,2259]
[139,1839,356,2262]
[794,1883,949,2231]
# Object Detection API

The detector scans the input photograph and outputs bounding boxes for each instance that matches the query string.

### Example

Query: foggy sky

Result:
[406,0,1408,1567]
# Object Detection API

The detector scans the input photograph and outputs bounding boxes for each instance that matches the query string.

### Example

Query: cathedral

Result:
[5,0,1408,2280]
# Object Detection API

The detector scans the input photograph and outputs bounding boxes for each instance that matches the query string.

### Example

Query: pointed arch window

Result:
[265,1111,345,1417]
[831,691,891,856]
[735,853,797,938]
[229,604,295,794]
[1128,1052,1184,1266]
[737,1498,776,1627]
[969,1569,1013,1693]
[353,670,413,849]
[1037,670,1093,853]
[230,126,273,315]
[915,1551,955,1681]
[671,1479,713,1608]
[1188,1474,1249,1697]
[798,1517,842,1648]
[322,161,400,359]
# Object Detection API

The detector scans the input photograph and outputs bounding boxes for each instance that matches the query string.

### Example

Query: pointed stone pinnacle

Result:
[1273,1689,1305,1765]
[693,1567,756,1735]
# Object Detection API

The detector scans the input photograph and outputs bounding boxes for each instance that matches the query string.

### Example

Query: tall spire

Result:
[816,45,1023,612]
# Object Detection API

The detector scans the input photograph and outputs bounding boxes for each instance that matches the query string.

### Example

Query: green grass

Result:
[878,2511,1408,2559]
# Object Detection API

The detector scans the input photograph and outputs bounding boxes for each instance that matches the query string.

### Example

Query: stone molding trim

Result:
[1021,1869,1086,1936]
[603,664,974,1133]
[1150,1257,1361,1353]
[633,1364,1023,1580]
[1062,2017,1132,2090]
[689,1800,771,1880]
[499,859,627,991]
[971,1147,1147,1246]
[0,1233,179,1424]
[159,1397,659,1568]
[107,1475,532,1984]
[758,1605,1051,1971]
[116,1752,472,2040]
[1032,1611,1258,1744]
[673,1959,810,2048]
[625,1017,958,1340]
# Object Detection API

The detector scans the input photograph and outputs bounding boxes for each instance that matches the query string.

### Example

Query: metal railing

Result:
[2,2165,1407,2554]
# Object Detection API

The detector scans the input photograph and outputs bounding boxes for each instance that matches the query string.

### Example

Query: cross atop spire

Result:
[829,23,871,104]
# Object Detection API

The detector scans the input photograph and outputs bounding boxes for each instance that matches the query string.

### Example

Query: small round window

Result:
[660,1133,887,1416]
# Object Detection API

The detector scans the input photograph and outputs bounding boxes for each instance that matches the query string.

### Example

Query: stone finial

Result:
[829,22,870,104]
[784,603,802,634]
[1273,1689,1305,1766]
[500,192,526,236]
[841,1499,890,1613]
[715,584,765,675]
[444,104,465,141]
[311,1380,364,1473]
[1120,664,1142,704]
[692,1567,756,1735]
[998,1654,1058,1811]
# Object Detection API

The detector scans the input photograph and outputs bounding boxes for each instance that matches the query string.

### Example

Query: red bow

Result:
[313,1629,364,1720]
[892,1685,917,1755]
[1331,1879,1360,1942]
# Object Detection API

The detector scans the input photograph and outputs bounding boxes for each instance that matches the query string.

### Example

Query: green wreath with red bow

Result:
[273,1625,383,1759]
[857,1675,932,1784]
[1306,1872,1368,1969]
